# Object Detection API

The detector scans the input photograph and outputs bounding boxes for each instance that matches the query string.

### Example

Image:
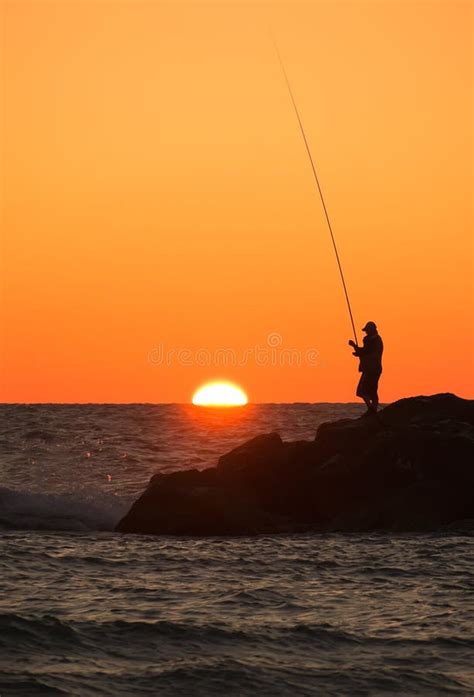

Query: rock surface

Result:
[116,394,474,535]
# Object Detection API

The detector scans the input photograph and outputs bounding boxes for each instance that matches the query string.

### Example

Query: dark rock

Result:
[217,432,284,485]
[381,392,474,427]
[116,466,294,536]
[116,393,474,536]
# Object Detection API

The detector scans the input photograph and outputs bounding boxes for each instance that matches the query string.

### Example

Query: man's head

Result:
[362,321,377,335]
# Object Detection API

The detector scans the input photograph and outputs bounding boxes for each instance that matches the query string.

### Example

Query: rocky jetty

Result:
[116,394,474,535]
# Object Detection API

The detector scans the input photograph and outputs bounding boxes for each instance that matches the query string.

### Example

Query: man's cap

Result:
[362,321,377,331]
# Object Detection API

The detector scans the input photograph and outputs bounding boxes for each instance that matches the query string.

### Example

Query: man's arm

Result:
[348,340,363,356]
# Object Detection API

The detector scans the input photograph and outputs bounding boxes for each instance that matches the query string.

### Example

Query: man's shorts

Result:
[356,371,382,400]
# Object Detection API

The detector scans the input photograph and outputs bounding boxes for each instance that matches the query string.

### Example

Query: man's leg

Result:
[357,374,374,413]
[371,373,381,412]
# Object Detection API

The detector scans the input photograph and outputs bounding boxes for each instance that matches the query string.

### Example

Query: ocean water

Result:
[0,404,473,696]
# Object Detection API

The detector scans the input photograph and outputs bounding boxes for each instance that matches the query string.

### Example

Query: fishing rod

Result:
[271,35,359,346]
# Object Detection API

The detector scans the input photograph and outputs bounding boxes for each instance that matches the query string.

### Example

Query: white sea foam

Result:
[0,486,131,532]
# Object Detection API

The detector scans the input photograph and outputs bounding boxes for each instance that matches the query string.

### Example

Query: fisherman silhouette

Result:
[349,321,383,414]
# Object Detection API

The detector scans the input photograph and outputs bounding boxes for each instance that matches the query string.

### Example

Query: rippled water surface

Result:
[0,405,473,695]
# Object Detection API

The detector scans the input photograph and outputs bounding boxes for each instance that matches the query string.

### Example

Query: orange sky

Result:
[1,1,472,403]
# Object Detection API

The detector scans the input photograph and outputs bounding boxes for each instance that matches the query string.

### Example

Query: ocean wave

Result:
[0,613,358,648]
[0,674,68,696]
[2,612,472,653]
[0,486,130,532]
[2,611,473,696]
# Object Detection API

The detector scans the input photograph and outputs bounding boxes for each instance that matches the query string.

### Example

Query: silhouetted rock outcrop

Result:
[116,394,474,535]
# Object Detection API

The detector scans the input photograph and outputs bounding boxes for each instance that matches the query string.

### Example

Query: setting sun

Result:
[192,382,248,407]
